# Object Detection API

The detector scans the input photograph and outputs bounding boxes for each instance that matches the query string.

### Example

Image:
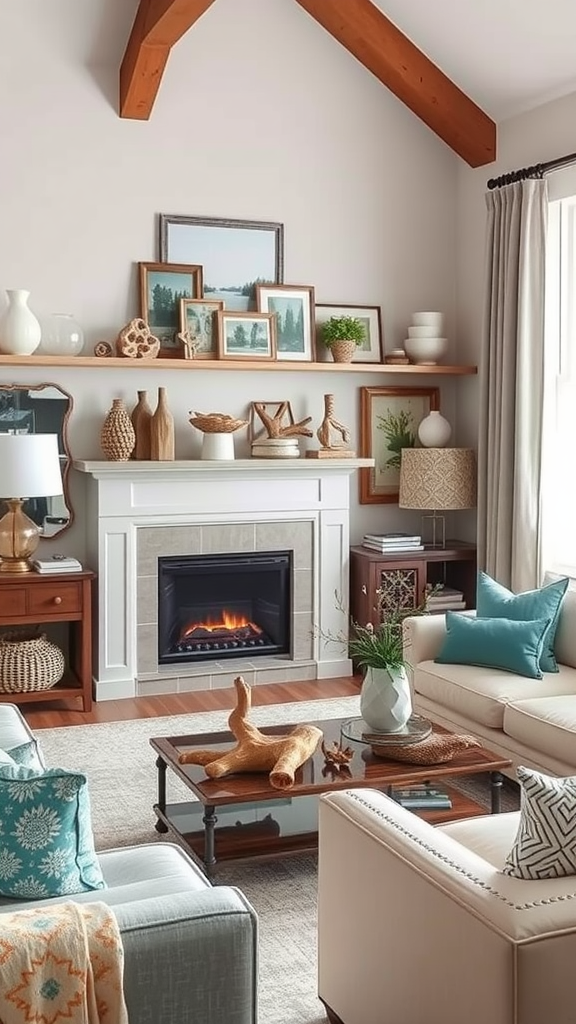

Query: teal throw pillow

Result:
[435,612,552,679]
[0,764,105,900]
[5,739,45,771]
[476,571,569,672]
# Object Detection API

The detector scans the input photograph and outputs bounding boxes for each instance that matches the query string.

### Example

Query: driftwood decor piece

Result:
[178,675,323,790]
[116,318,161,359]
[250,401,313,441]
[306,393,356,458]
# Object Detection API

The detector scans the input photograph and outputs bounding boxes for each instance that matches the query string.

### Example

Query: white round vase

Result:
[360,665,413,733]
[40,313,84,355]
[417,410,452,448]
[0,289,42,355]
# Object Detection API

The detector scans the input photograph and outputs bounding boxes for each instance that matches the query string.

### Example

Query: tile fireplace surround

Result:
[74,458,372,701]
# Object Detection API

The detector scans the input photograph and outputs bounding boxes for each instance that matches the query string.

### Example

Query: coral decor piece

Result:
[188,412,248,434]
[178,675,323,790]
[306,393,356,458]
[321,740,354,771]
[116,317,161,358]
[94,341,113,357]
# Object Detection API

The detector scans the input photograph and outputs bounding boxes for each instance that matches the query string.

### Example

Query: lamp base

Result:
[421,513,446,549]
[0,498,40,573]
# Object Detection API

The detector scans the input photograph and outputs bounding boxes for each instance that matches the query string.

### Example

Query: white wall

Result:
[0,0,461,561]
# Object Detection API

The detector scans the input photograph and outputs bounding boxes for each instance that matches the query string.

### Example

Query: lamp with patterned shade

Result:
[398,447,477,548]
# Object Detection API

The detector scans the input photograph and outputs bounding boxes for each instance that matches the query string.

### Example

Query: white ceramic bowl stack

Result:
[404,311,447,365]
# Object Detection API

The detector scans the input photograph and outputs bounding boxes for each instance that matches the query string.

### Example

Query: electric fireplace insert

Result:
[158,550,292,665]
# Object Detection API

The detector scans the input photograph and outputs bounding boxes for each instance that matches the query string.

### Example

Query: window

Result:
[542,194,576,577]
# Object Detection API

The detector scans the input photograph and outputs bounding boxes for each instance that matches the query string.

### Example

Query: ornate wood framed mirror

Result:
[0,382,74,538]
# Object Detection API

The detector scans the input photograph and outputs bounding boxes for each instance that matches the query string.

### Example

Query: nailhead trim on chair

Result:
[347,793,576,911]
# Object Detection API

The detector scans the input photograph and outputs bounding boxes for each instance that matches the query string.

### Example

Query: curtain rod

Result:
[487,150,576,190]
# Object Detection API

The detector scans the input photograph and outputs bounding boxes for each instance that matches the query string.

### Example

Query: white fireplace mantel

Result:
[74,458,373,701]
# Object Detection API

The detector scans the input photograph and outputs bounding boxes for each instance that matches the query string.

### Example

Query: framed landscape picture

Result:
[315,303,383,363]
[217,311,276,360]
[359,386,440,504]
[139,262,203,351]
[256,284,315,362]
[159,214,284,311]
[179,298,223,359]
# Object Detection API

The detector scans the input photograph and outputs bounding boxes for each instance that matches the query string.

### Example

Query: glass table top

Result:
[341,714,433,747]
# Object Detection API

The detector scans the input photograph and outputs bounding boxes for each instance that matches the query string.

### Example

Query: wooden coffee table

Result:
[150,717,511,876]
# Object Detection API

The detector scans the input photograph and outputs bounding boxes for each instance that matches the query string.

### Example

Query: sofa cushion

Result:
[0,764,105,900]
[435,612,551,679]
[440,811,521,870]
[550,584,576,669]
[503,693,576,767]
[503,766,576,879]
[0,703,46,770]
[476,571,569,672]
[413,660,576,729]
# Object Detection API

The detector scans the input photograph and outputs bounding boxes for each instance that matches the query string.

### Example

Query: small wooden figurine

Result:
[306,394,356,458]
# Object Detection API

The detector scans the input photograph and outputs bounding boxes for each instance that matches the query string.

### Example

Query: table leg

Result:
[203,804,218,876]
[490,771,504,813]
[155,756,169,833]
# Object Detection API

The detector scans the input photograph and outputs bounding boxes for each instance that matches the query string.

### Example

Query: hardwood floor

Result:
[22,676,362,730]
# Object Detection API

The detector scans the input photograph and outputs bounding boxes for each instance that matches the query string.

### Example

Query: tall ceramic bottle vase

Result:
[0,290,42,355]
[151,386,175,461]
[131,390,153,460]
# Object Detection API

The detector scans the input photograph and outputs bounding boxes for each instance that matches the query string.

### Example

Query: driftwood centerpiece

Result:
[178,676,323,790]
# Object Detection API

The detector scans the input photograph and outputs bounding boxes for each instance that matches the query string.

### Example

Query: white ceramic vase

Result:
[0,289,41,355]
[360,665,413,733]
[417,410,452,447]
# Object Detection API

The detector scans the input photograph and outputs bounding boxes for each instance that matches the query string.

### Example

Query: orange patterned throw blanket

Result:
[0,901,129,1024]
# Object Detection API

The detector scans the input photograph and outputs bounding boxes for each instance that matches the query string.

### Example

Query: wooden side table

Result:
[350,542,477,624]
[0,570,95,711]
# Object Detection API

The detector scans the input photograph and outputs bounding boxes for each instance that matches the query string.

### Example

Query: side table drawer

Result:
[28,582,82,616]
[0,588,27,616]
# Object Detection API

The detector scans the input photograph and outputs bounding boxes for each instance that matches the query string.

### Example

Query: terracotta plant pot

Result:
[329,340,358,363]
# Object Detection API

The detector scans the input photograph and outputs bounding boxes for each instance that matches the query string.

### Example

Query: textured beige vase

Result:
[131,390,153,460]
[100,399,136,461]
[150,386,175,461]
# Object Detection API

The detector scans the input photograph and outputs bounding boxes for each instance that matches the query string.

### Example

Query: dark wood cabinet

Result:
[350,542,477,624]
[0,570,95,710]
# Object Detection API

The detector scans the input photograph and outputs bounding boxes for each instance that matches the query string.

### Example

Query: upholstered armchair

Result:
[318,789,576,1024]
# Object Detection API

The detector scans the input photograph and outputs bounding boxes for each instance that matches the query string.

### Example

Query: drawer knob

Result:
[53,596,63,605]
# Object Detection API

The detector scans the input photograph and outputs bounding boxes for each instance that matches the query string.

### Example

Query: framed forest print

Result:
[359,386,440,504]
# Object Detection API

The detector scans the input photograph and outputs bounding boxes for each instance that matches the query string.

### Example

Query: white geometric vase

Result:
[0,289,41,355]
[360,665,413,733]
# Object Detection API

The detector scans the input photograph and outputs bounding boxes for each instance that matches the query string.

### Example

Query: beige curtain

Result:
[477,179,548,591]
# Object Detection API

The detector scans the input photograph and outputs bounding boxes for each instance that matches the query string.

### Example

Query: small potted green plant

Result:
[321,316,365,363]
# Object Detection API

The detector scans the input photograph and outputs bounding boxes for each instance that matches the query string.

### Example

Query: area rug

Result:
[35,699,519,1024]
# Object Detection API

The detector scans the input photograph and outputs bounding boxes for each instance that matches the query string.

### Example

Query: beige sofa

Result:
[317,789,576,1024]
[402,587,576,777]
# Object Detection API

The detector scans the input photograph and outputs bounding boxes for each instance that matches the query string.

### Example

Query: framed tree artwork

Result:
[139,262,203,353]
[256,284,315,361]
[359,386,440,504]
[217,311,277,360]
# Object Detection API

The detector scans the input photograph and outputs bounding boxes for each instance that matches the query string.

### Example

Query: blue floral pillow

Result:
[0,764,105,899]
[5,739,45,771]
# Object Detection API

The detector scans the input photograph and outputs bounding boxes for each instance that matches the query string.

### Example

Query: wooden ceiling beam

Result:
[293,0,496,167]
[120,0,217,120]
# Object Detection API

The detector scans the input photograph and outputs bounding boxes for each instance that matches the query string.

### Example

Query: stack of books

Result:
[425,585,466,612]
[391,784,453,810]
[32,555,84,574]
[361,532,424,554]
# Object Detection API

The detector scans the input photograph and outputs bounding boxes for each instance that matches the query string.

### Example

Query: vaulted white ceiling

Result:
[371,0,576,121]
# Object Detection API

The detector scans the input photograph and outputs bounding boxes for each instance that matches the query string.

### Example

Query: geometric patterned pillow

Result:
[0,764,106,899]
[503,766,576,879]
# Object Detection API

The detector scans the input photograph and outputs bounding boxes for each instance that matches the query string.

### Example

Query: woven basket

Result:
[0,629,65,693]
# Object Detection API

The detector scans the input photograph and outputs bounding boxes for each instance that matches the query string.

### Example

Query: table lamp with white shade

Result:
[0,433,63,573]
[398,447,477,548]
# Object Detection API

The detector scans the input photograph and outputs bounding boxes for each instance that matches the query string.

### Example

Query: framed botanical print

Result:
[256,284,315,361]
[217,311,276,360]
[359,386,440,503]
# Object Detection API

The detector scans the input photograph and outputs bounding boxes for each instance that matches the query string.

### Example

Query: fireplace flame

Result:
[181,610,263,639]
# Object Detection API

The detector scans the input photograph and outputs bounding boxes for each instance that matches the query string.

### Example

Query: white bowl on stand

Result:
[411,311,444,331]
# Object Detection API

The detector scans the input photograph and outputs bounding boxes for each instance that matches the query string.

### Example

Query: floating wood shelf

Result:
[0,355,477,374]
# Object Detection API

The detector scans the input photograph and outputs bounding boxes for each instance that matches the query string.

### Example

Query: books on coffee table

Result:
[391,785,453,810]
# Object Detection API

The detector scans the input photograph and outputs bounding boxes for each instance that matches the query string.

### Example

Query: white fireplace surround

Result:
[74,458,372,701]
